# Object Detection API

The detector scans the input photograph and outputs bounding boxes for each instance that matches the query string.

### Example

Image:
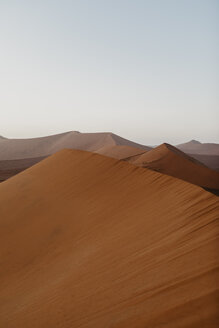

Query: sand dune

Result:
[177,140,219,155]
[95,145,147,160]
[0,131,149,160]
[0,145,147,182]
[0,149,218,327]
[0,134,218,184]
[132,143,219,190]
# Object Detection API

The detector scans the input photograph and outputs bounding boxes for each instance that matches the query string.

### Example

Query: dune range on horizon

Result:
[0,131,219,186]
[0,131,151,160]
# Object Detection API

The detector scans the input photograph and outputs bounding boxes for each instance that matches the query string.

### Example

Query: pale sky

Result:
[0,0,218,145]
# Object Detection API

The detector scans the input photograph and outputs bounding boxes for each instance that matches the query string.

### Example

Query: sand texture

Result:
[0,149,218,327]
[132,143,219,190]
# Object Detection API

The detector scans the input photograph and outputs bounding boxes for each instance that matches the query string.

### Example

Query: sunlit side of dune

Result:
[0,149,218,327]
[132,143,219,190]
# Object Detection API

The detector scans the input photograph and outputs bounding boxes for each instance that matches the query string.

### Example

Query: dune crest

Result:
[132,143,219,190]
[0,149,218,327]
[95,145,147,160]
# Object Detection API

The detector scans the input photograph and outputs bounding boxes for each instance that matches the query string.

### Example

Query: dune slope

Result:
[0,149,218,328]
[132,143,219,190]
[0,131,149,160]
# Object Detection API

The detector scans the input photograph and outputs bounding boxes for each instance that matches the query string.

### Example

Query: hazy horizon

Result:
[1,129,219,147]
[1,0,218,145]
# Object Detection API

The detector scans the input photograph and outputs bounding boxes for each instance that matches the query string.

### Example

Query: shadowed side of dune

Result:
[0,156,46,182]
[188,154,219,171]
[131,143,219,190]
[0,149,218,328]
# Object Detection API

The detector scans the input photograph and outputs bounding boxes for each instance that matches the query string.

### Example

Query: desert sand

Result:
[0,149,218,327]
[0,131,149,160]
[132,143,219,190]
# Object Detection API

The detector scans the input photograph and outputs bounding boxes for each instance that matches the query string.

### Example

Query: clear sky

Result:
[0,0,218,145]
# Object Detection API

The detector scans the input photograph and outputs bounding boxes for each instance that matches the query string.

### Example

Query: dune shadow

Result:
[203,188,219,196]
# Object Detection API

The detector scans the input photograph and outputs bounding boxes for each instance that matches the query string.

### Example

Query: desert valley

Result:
[0,131,218,327]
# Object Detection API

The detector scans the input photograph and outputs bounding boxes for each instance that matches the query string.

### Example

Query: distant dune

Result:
[0,133,218,184]
[0,149,218,327]
[177,140,219,155]
[188,154,219,171]
[131,143,219,190]
[0,156,45,182]
[0,131,149,160]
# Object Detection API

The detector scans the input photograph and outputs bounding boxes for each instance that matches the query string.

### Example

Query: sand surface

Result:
[0,131,149,160]
[0,149,218,327]
[132,143,219,190]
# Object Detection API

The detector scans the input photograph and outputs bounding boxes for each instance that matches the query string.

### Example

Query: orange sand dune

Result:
[0,156,45,182]
[0,149,218,327]
[95,145,148,160]
[177,140,219,155]
[0,131,149,160]
[0,145,147,182]
[132,143,219,190]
